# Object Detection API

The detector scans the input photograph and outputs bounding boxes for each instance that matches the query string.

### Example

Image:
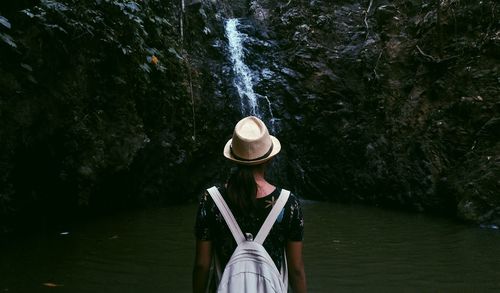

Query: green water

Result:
[1,201,499,292]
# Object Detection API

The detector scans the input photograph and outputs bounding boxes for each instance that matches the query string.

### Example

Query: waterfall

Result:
[223,18,282,179]
[225,18,259,117]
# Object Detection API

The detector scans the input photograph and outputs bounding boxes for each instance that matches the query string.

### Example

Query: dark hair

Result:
[226,165,258,212]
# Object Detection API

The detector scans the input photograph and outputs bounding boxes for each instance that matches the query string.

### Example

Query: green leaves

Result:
[40,0,70,12]
[0,0,193,224]
[0,15,11,29]
[0,15,16,48]
[168,47,183,60]
[0,33,16,48]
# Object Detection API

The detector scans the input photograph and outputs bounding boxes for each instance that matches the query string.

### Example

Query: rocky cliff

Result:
[245,0,499,224]
[0,0,498,231]
[0,0,223,230]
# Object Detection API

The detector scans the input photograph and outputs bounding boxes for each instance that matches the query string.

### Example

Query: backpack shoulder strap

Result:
[206,186,246,245]
[254,189,290,245]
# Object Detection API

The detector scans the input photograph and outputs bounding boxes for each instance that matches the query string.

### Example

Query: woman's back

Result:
[195,187,304,270]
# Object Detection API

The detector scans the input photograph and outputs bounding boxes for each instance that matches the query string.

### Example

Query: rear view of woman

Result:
[192,116,307,293]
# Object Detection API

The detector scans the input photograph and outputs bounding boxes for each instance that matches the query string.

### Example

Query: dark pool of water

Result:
[1,201,499,292]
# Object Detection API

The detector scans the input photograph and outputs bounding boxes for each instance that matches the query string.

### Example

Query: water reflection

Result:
[302,200,500,292]
[1,201,499,292]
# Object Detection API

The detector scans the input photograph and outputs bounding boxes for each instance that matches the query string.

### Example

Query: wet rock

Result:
[249,0,499,224]
[1,0,498,231]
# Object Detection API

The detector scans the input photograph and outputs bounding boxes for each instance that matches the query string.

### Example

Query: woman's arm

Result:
[286,241,307,293]
[192,240,213,293]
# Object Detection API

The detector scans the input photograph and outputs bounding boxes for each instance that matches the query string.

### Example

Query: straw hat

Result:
[223,116,281,165]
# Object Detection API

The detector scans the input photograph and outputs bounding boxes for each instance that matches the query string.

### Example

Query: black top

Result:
[194,187,304,270]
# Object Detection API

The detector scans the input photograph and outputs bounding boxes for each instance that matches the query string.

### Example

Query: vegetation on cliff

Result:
[0,0,498,231]
[0,0,214,231]
[255,0,499,224]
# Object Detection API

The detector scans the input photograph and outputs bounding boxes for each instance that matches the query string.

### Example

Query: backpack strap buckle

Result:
[245,233,254,241]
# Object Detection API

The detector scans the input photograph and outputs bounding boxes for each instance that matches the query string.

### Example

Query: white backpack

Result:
[207,186,290,293]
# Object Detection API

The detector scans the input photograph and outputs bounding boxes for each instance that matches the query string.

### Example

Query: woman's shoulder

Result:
[275,187,301,207]
[199,185,230,207]
[278,188,304,229]
[198,187,217,207]
[287,192,302,208]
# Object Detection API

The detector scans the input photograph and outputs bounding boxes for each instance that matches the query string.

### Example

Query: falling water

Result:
[225,18,259,116]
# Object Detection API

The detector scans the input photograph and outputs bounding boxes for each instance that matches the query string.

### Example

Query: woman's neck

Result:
[254,171,275,198]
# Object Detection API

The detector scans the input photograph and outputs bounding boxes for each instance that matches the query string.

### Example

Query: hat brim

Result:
[223,136,281,166]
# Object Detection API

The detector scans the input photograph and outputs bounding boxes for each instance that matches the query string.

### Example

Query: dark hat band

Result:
[230,143,274,162]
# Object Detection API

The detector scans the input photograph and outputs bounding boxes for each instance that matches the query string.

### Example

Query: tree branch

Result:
[364,0,374,39]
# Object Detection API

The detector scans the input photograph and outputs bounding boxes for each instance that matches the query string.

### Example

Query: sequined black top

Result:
[194,187,304,270]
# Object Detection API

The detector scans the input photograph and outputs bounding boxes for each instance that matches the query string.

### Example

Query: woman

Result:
[192,116,307,293]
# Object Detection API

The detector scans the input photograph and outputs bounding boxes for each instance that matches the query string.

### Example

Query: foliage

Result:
[262,0,499,223]
[0,0,199,229]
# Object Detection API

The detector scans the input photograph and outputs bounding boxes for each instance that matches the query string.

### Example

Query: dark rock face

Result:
[0,0,233,231]
[245,0,499,224]
[0,0,498,231]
